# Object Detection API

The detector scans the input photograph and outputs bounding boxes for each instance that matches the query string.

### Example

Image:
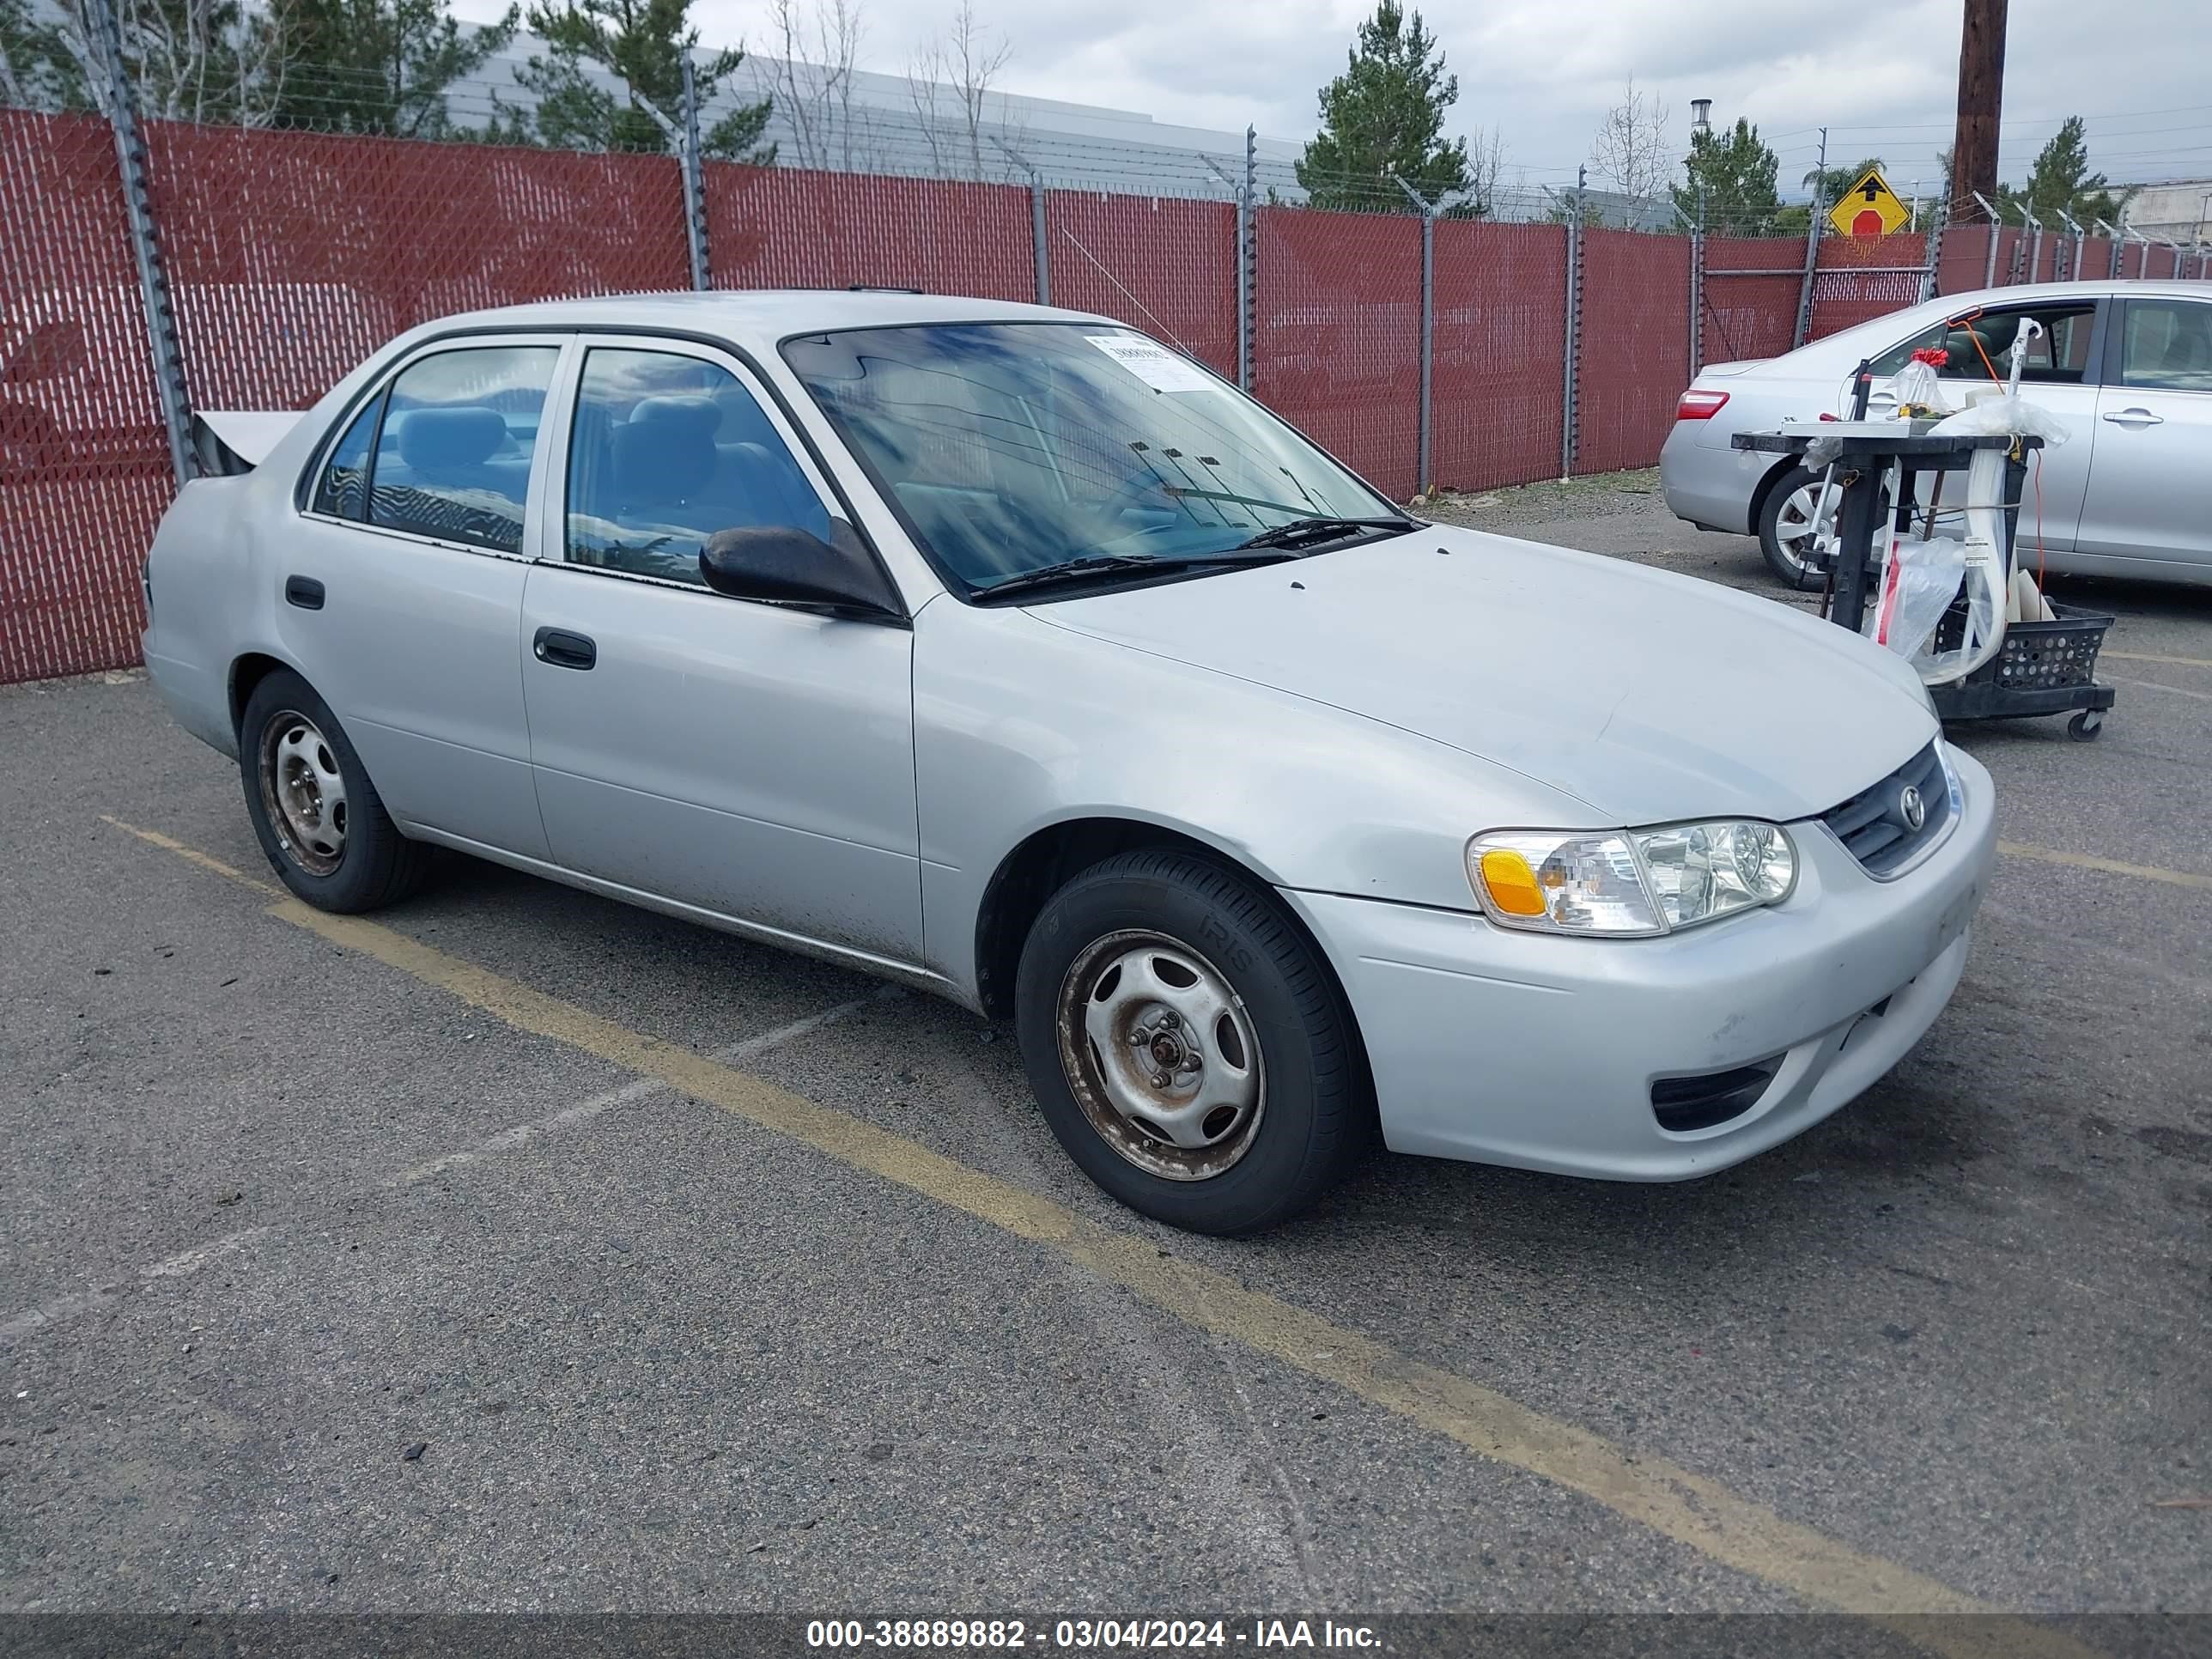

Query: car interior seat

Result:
[371,405,528,548]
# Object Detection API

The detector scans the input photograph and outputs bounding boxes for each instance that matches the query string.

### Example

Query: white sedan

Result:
[145,290,1993,1233]
[1662,279,2212,588]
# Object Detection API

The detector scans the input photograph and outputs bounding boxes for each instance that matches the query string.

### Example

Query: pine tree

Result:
[513,0,773,161]
[1295,2,1470,211]
[270,0,520,139]
[1670,117,1781,235]
[2002,117,2128,224]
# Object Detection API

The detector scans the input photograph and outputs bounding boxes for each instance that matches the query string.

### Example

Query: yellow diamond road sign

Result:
[1829,167,1912,237]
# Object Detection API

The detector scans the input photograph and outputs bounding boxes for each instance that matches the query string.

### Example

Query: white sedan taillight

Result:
[1675,388,1730,421]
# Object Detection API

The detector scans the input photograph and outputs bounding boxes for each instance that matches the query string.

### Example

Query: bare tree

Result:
[907,0,1012,181]
[1587,75,1670,227]
[1464,122,1506,216]
[39,0,292,125]
[769,0,877,172]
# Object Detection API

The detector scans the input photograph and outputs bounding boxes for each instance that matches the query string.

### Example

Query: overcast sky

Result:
[453,0,2212,195]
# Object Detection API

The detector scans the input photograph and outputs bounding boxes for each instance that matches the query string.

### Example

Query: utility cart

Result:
[1731,421,2117,741]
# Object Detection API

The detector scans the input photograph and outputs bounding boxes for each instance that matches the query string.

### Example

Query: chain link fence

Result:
[11,60,2204,684]
[0,108,172,684]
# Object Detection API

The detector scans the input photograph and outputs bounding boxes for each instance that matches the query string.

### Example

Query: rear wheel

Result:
[1014,850,1365,1235]
[239,669,429,912]
[1757,465,1839,591]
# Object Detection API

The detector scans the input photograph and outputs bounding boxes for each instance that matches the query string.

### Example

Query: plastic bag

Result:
[1865,532,1968,663]
[1891,355,1952,417]
[1925,394,2071,447]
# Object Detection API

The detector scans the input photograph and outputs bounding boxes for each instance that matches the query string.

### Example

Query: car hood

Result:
[1028,525,1936,826]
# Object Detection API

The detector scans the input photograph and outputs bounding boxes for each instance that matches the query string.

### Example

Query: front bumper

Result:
[1281,746,1996,1181]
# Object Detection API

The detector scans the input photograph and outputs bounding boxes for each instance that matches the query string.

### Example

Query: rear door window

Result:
[363,346,560,553]
[311,396,380,520]
[2117,300,2212,391]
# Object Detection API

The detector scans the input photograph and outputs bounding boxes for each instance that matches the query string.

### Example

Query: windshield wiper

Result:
[1235,514,1419,551]
[977,550,1297,602]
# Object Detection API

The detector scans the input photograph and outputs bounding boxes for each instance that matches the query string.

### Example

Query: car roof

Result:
[421,289,1123,348]
[1925,277,2212,307]
[1792,277,2212,362]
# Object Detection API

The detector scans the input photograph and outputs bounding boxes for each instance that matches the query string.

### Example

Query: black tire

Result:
[239,668,430,913]
[1756,464,1837,592]
[2067,710,2103,742]
[1014,849,1367,1235]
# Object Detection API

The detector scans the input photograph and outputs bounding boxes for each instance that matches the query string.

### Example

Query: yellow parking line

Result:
[1999,839,2212,891]
[107,818,282,896]
[2103,650,2212,670]
[103,814,2102,1659]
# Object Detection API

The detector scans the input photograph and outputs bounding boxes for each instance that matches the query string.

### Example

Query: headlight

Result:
[1468,822,1796,937]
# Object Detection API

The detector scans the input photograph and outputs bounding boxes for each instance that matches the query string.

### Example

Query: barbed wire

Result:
[9,61,2207,230]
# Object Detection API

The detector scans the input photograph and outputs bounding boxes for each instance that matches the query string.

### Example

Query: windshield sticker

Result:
[1085,334,1218,393]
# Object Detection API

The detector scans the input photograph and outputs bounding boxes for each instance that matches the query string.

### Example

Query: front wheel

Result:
[1014,850,1367,1235]
[1757,465,1841,591]
[239,668,429,912]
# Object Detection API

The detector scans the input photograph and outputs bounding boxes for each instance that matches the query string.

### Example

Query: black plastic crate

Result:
[1991,602,2113,690]
[1929,599,2113,690]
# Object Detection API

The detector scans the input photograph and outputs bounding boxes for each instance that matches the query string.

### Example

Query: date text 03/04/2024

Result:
[804,1619,1382,1649]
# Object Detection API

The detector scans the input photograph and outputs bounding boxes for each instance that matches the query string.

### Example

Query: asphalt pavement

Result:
[2,485,2206,1654]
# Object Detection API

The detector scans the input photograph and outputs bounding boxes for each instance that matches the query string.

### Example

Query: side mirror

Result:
[697,518,904,620]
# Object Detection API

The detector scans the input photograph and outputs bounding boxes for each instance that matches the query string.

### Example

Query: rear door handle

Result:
[2101,407,2164,427]
[532,626,596,671]
[284,574,325,610]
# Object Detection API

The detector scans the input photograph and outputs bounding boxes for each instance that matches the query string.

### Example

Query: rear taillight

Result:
[1675,388,1729,421]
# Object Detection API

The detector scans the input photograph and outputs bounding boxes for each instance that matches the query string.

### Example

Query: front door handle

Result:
[532,626,596,671]
[284,574,325,610]
[2102,407,2164,427]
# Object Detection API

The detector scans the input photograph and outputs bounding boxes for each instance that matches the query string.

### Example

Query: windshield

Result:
[781,323,1402,593]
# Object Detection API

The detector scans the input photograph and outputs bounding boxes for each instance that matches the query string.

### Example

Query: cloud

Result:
[460,0,2212,190]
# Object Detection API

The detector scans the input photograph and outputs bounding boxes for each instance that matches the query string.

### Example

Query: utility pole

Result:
[1949,0,2008,222]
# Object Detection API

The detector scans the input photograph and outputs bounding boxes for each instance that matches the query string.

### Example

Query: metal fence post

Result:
[1919,209,1946,301]
[1975,194,2002,287]
[1687,222,1705,377]
[1417,210,1433,495]
[1390,174,1435,498]
[678,58,710,291]
[1237,125,1255,392]
[89,0,191,486]
[1030,179,1050,305]
[1793,187,1826,349]
[1560,207,1583,481]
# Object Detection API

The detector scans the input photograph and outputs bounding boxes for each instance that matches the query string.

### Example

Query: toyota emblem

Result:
[1898,783,1926,832]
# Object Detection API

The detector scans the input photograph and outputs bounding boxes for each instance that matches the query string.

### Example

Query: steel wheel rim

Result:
[1054,928,1266,1182]
[1774,481,1839,578]
[258,710,348,876]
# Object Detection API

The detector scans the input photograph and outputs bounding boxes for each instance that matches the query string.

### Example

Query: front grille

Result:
[1821,739,1952,876]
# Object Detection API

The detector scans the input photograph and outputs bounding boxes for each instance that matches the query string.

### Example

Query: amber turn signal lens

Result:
[1477,848,1549,916]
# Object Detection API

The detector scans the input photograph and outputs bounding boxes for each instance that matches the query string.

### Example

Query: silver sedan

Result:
[1662,278,2212,589]
[145,292,1992,1233]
